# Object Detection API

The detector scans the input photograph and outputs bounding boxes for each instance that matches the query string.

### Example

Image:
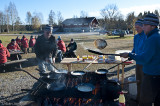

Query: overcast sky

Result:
[1,0,160,24]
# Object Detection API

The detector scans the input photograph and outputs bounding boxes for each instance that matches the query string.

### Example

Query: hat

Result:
[135,19,143,27]
[71,38,74,41]
[45,25,53,31]
[23,35,26,38]
[11,39,16,42]
[0,40,2,43]
[57,36,61,40]
[143,13,159,26]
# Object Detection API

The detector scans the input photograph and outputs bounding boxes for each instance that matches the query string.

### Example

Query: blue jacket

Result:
[129,28,160,75]
[132,31,147,64]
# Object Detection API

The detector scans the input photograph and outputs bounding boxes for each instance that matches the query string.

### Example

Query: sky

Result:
[1,0,160,24]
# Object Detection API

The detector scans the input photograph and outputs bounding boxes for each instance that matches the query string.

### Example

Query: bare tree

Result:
[26,11,32,30]
[57,11,63,26]
[126,12,136,30]
[72,15,78,18]
[80,11,88,18]
[31,12,43,31]
[100,4,119,30]
[32,16,41,31]
[15,17,22,31]
[8,2,18,31]
[4,6,10,33]
[0,11,3,33]
[48,10,56,25]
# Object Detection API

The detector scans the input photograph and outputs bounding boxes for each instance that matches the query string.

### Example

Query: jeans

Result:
[55,50,63,63]
[37,57,56,73]
[139,74,160,106]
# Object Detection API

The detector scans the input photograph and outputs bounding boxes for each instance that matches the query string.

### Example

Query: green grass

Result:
[0,35,30,47]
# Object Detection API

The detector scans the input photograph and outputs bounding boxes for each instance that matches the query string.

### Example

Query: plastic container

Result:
[128,77,137,99]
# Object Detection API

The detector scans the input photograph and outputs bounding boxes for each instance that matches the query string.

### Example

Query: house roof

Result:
[62,17,98,25]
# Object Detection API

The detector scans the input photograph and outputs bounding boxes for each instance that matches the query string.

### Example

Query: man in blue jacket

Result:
[131,19,147,102]
[120,13,160,106]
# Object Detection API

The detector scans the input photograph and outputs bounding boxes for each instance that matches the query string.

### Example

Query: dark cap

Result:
[135,19,143,27]
[11,39,16,42]
[0,40,2,43]
[71,38,74,41]
[143,13,159,26]
[45,25,53,31]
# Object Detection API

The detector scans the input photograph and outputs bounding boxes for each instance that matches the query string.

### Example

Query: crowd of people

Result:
[1,13,159,105]
[0,35,37,65]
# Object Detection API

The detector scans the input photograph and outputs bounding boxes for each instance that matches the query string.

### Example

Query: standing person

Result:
[65,38,77,58]
[21,35,29,54]
[131,19,147,102]
[34,25,57,73]
[7,39,22,60]
[0,40,10,71]
[120,13,160,106]
[29,35,36,53]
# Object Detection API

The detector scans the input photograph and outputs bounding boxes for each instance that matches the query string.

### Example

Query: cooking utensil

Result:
[82,57,98,71]
[76,83,95,92]
[95,69,108,74]
[71,70,86,76]
[94,39,107,49]
[71,57,98,76]
[87,49,120,56]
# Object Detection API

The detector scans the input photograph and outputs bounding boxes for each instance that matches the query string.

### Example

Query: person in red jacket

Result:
[16,36,21,47]
[57,36,66,53]
[7,39,22,60]
[7,39,21,51]
[29,35,36,53]
[21,35,29,54]
[0,40,10,64]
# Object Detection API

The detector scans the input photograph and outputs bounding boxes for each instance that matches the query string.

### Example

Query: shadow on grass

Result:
[110,64,136,75]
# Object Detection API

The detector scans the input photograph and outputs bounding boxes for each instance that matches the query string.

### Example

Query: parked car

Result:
[99,30,110,35]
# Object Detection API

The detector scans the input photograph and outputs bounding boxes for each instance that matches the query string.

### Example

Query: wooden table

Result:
[61,58,133,85]
[9,51,24,68]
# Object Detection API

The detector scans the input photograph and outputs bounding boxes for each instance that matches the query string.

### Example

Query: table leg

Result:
[117,65,120,81]
[67,64,72,71]
[16,54,22,69]
[121,64,125,88]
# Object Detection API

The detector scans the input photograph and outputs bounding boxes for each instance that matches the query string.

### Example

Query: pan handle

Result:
[87,49,120,56]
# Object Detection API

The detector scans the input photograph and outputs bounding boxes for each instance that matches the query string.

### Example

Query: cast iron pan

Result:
[76,83,95,92]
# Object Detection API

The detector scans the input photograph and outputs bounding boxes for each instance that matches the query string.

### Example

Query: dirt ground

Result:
[0,34,138,106]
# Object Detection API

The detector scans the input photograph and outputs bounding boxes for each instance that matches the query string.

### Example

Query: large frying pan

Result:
[87,49,120,56]
[76,83,95,92]
[94,39,107,49]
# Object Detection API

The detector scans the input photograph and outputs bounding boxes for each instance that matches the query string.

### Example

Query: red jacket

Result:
[0,43,10,64]
[21,37,29,48]
[16,38,21,46]
[57,40,66,53]
[7,42,21,51]
[29,38,36,47]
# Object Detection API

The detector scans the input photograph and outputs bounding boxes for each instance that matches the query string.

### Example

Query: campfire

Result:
[20,71,121,106]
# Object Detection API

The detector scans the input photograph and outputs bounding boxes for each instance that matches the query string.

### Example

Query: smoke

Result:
[79,42,101,52]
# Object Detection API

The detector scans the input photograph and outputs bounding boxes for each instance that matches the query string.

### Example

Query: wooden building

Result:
[62,17,99,32]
